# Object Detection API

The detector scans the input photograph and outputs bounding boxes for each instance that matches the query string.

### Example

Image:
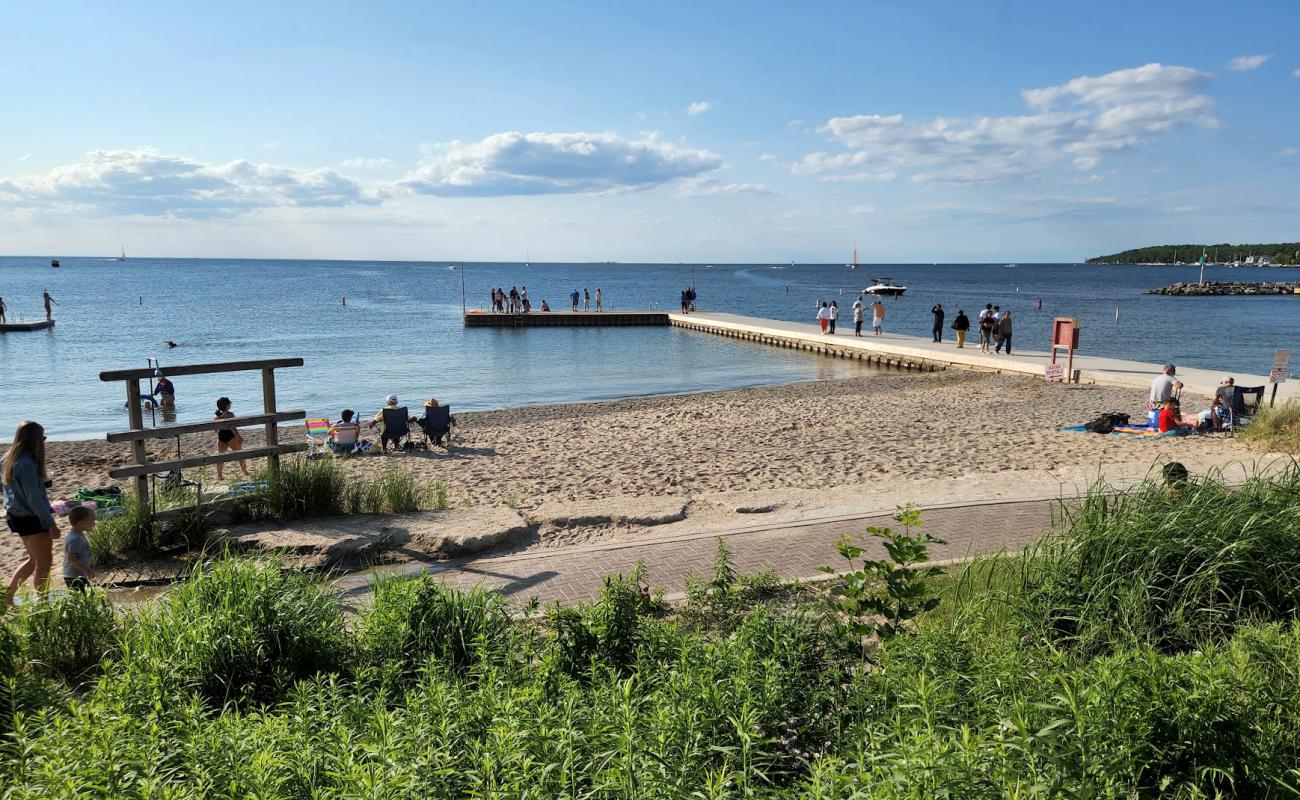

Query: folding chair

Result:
[380,406,412,452]
[1225,386,1265,436]
[417,405,455,449]
[305,417,332,458]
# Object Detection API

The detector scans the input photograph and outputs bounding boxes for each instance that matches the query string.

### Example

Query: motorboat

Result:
[50,259,60,268]
[863,277,906,297]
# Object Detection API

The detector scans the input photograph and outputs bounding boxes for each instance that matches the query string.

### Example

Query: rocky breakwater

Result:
[1147,281,1300,296]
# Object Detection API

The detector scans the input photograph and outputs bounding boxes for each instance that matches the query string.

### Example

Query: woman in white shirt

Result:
[828,301,839,334]
[816,302,830,334]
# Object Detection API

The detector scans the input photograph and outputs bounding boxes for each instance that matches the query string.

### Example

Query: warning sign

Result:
[1044,363,1065,382]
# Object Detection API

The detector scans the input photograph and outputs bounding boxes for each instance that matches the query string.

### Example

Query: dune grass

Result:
[6,469,1300,796]
[1240,399,1300,453]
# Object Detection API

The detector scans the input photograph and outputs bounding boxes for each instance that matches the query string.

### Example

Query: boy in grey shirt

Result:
[63,505,96,592]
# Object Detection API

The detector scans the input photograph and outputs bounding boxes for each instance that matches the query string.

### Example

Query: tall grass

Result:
[7,467,1300,796]
[1023,464,1300,656]
[1241,399,1300,453]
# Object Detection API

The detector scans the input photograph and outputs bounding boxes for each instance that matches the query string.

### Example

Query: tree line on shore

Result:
[1088,242,1300,265]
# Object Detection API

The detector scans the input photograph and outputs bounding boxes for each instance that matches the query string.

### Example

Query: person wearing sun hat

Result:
[369,394,399,428]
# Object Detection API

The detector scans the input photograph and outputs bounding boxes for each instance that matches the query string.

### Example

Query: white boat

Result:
[113,246,126,262]
[863,277,906,297]
[447,264,456,271]
[847,243,858,269]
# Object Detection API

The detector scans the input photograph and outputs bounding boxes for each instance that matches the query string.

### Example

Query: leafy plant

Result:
[822,504,946,652]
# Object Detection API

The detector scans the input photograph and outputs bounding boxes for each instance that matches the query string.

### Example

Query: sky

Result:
[1,0,1298,263]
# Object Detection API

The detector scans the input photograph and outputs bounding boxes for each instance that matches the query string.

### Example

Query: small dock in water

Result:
[463,311,669,328]
[0,319,55,332]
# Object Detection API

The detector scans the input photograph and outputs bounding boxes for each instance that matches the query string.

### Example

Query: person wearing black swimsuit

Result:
[214,397,249,481]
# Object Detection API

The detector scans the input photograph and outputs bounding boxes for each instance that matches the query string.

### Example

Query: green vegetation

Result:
[1087,242,1300,265]
[1241,400,1300,454]
[5,469,1300,797]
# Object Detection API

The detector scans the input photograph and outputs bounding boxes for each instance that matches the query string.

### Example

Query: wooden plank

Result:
[105,411,306,443]
[125,378,149,505]
[261,367,280,474]
[99,357,304,382]
[107,443,308,479]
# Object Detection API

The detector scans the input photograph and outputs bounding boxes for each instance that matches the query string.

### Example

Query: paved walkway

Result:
[669,311,1295,401]
[333,498,1060,609]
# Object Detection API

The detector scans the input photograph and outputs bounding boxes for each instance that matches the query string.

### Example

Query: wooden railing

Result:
[99,358,308,509]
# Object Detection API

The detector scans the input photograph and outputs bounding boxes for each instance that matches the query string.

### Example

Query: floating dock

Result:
[463,311,669,328]
[0,319,54,332]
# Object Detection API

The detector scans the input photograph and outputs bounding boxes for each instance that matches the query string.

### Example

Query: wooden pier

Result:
[463,311,669,328]
[0,319,55,332]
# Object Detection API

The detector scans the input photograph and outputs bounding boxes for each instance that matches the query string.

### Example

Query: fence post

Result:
[124,378,150,506]
[261,368,280,474]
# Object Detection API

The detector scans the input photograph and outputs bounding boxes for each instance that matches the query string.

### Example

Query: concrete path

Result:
[332,497,1060,610]
[669,311,1296,401]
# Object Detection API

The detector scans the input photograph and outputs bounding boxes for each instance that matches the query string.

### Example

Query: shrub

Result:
[252,457,350,520]
[355,575,512,681]
[548,567,657,679]
[1025,466,1300,655]
[346,469,428,515]
[118,557,348,707]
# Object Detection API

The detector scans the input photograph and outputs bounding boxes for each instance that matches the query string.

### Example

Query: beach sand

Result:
[6,371,1271,579]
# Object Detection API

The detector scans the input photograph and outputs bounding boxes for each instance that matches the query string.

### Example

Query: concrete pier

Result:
[667,311,1299,401]
[0,319,55,332]
[464,311,668,328]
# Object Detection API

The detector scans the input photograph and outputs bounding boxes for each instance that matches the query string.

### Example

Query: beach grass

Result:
[1240,399,1300,453]
[7,471,1300,795]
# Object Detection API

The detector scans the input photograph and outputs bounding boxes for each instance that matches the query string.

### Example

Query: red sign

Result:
[1052,317,1079,350]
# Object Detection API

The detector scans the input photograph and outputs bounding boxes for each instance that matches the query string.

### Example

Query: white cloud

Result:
[848,205,877,215]
[1228,54,1271,71]
[686,100,714,116]
[678,176,773,196]
[785,119,805,131]
[398,131,722,197]
[16,154,30,162]
[1293,68,1300,78]
[0,147,379,217]
[1280,147,1299,158]
[798,63,1216,185]
[341,157,395,170]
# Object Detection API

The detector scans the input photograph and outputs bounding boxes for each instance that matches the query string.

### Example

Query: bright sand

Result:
[4,371,1273,578]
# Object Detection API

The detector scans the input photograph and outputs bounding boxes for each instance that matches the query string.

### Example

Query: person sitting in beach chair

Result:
[369,396,412,451]
[417,398,455,448]
[1224,384,1265,435]
[328,409,364,456]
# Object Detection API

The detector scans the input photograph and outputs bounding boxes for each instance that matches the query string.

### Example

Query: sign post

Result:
[1269,348,1291,407]
[1049,317,1080,383]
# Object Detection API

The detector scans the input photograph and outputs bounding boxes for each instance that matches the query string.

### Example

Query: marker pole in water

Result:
[1037,298,1042,310]
[1115,308,1120,322]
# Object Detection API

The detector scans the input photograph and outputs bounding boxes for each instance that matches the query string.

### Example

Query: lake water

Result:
[1,258,1296,439]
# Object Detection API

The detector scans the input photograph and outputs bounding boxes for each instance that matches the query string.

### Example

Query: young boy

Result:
[63,505,96,592]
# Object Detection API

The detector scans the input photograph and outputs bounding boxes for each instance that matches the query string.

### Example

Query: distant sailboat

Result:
[847,243,858,269]
[113,246,126,262]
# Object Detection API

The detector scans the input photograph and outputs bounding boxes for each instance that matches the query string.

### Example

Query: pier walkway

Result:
[669,311,1298,401]
[0,319,55,332]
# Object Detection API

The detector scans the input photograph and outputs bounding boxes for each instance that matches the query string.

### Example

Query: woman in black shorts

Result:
[4,420,59,605]
[214,397,249,481]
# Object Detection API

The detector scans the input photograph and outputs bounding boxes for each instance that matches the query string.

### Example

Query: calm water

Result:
[1,258,1297,439]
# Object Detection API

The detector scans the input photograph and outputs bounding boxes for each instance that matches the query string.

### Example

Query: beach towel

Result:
[1058,424,1182,439]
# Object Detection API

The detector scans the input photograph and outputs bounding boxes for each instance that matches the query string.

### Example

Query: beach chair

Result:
[305,417,331,458]
[1224,385,1265,436]
[380,406,412,452]
[417,405,455,449]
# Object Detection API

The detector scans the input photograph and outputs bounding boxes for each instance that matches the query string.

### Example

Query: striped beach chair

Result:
[305,417,331,458]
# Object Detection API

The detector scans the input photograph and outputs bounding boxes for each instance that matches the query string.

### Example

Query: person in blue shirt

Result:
[3,420,59,605]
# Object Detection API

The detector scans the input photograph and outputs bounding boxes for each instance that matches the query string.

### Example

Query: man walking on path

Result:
[871,299,885,335]
[853,297,863,337]
[995,310,1013,354]
[931,303,945,342]
[952,309,970,348]
[42,291,57,322]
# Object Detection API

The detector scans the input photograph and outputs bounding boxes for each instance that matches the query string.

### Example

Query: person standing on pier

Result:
[0,296,6,324]
[583,288,590,311]
[521,286,528,309]
[572,289,581,312]
[42,291,57,322]
[595,288,603,312]
[816,301,830,333]
[828,300,839,334]
[871,299,885,335]
[931,303,945,342]
[853,297,863,336]
[952,309,970,348]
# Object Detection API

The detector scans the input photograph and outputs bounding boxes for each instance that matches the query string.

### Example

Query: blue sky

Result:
[2,1,1298,262]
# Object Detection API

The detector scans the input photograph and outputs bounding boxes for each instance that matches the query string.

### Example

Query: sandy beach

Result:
[5,370,1275,580]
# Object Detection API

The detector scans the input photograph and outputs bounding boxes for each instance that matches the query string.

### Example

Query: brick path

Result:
[333,498,1061,609]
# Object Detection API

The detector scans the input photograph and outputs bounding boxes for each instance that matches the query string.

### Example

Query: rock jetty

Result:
[1146,281,1300,296]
